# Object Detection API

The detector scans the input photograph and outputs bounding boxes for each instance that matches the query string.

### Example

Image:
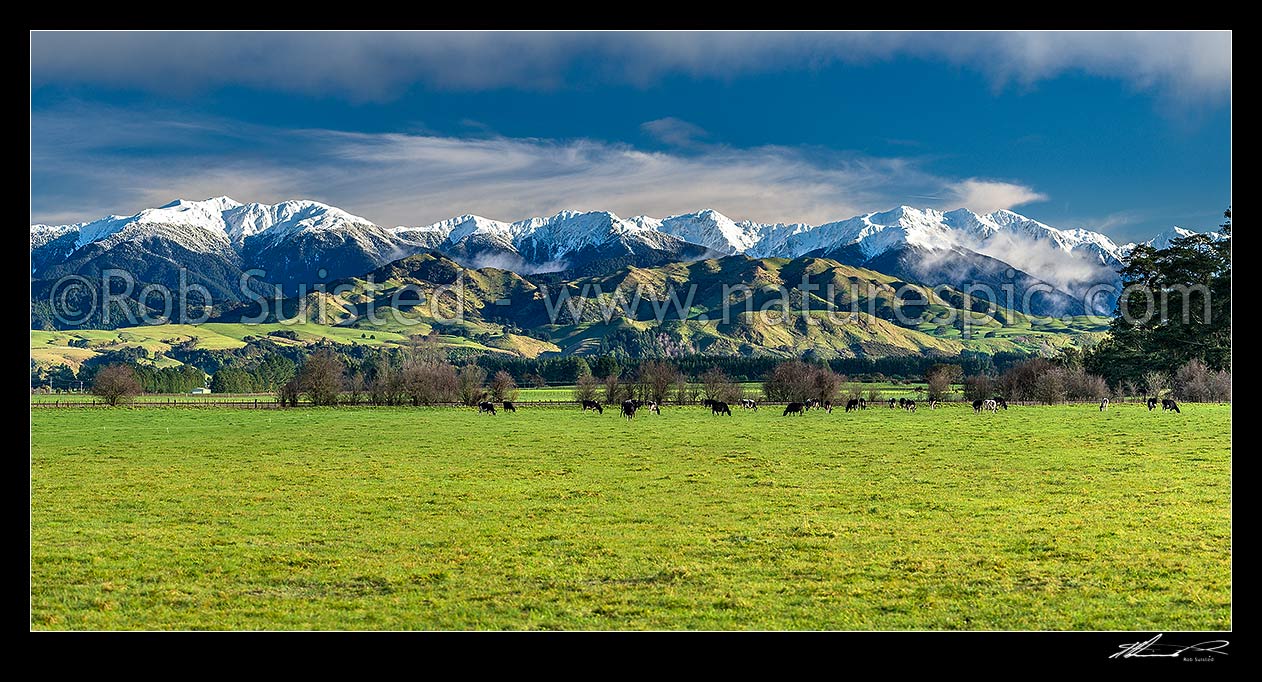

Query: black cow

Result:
[581,400,603,414]
[898,398,908,409]
[889,398,897,409]
[1162,399,1181,413]
[478,402,497,415]
[711,401,732,416]
[904,400,916,412]
[783,402,806,416]
[858,398,867,410]
[972,399,984,414]
[822,400,833,414]
[928,399,939,410]
[621,400,638,420]
[805,399,820,411]
[845,398,860,412]
[1147,397,1159,411]
[502,401,516,413]
[996,398,1009,410]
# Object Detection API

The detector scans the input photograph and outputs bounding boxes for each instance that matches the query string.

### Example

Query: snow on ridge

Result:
[34,197,1222,282]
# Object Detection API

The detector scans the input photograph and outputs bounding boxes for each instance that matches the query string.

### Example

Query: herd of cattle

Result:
[473,395,1184,417]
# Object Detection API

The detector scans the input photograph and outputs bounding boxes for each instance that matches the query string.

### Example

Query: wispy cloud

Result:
[30,31,1231,104]
[641,117,709,147]
[944,179,1049,213]
[31,107,1049,229]
[1060,209,1148,233]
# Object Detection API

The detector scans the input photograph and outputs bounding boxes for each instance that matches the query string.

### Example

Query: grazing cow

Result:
[973,399,984,413]
[995,398,1009,410]
[711,401,732,416]
[1162,399,1181,413]
[1147,397,1159,411]
[631,399,645,408]
[858,398,867,410]
[898,398,908,409]
[701,399,716,409]
[581,399,603,414]
[822,400,833,414]
[929,399,939,410]
[621,400,638,420]
[645,401,661,415]
[740,399,758,410]
[478,401,497,415]
[888,398,897,409]
[502,401,517,413]
[904,400,916,412]
[1099,398,1109,411]
[783,402,806,416]
[804,399,820,411]
[982,399,998,413]
[845,398,860,412]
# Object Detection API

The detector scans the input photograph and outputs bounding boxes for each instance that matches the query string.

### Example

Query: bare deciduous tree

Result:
[925,364,963,401]
[457,365,488,406]
[963,374,996,402]
[1174,359,1232,402]
[489,370,519,402]
[1033,369,1067,405]
[573,373,599,403]
[91,364,142,406]
[638,361,681,404]
[299,348,346,406]
[763,360,842,403]
[1142,370,1170,399]
[346,371,366,405]
[402,361,459,405]
[810,366,843,404]
[278,377,301,407]
[700,366,742,404]
[602,373,629,405]
[368,363,405,406]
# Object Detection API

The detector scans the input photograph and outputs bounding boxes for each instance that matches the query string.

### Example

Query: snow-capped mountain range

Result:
[31,197,1222,311]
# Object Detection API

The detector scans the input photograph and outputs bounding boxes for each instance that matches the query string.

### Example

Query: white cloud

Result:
[30,108,1049,229]
[30,31,1231,103]
[944,179,1049,213]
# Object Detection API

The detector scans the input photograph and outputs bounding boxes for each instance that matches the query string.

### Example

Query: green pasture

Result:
[31,403,1230,630]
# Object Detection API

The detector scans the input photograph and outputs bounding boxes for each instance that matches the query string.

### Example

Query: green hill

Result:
[31,253,1106,365]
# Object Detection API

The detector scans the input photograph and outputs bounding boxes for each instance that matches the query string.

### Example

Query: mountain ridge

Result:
[33,197,1215,277]
[32,197,1223,325]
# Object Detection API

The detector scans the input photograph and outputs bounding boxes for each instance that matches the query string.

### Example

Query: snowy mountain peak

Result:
[656,208,761,255]
[1148,227,1199,249]
[159,196,243,211]
[31,197,380,256]
[34,198,1225,302]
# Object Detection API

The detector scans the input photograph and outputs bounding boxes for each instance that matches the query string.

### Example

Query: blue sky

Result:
[30,31,1231,241]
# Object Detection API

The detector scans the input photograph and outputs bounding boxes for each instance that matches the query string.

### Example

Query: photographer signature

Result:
[1110,634,1229,659]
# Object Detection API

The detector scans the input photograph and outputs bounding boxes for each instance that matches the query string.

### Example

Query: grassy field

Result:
[30,402,1230,630]
[30,323,556,373]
